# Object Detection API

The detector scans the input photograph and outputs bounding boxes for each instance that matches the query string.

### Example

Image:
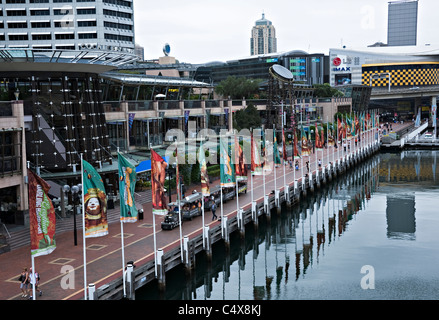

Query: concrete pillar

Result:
[124,261,135,300]
[264,195,270,219]
[156,249,166,291]
[88,284,96,300]
[252,201,258,229]
[204,225,212,261]
[222,216,230,250]
[238,208,245,237]
[285,185,291,207]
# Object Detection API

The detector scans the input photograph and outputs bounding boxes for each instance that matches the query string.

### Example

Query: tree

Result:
[313,83,344,98]
[215,76,262,99]
[233,104,262,131]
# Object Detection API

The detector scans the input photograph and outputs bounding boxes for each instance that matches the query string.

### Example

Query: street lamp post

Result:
[63,183,82,246]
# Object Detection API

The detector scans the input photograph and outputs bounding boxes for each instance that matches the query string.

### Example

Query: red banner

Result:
[28,169,56,257]
[151,149,168,215]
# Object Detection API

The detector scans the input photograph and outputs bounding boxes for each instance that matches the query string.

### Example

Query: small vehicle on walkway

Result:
[222,186,235,202]
[161,202,182,230]
[237,180,247,194]
[181,192,203,220]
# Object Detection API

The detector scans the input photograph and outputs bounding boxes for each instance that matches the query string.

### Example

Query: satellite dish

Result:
[269,64,294,82]
[163,43,171,56]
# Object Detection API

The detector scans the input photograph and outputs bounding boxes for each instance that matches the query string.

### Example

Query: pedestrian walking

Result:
[318,159,322,168]
[18,267,29,298]
[211,201,217,221]
[306,161,310,173]
[28,267,42,299]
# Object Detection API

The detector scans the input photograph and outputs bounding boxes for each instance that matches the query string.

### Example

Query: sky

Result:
[133,0,439,64]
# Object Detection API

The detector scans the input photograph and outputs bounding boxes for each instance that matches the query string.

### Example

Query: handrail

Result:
[0,223,11,239]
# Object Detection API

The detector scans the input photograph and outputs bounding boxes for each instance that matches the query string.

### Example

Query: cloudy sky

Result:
[133,0,438,64]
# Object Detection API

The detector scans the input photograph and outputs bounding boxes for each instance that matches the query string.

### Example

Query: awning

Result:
[136,156,169,173]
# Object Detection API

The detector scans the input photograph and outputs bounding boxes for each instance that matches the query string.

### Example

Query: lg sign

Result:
[333,57,342,66]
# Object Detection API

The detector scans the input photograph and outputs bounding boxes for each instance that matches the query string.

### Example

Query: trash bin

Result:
[108,198,114,209]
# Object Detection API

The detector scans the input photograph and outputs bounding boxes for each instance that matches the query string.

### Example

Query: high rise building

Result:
[0,0,135,53]
[387,0,418,46]
[250,13,277,56]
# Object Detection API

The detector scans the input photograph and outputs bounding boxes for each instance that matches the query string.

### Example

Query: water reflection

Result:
[386,194,416,240]
[137,151,439,300]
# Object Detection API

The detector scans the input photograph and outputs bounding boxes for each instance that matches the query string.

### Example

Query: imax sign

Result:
[333,67,351,72]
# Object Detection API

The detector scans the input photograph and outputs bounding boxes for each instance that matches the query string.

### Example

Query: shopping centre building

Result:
[329,46,439,120]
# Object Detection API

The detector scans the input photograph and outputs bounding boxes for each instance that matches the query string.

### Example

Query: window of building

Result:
[77,8,96,15]
[78,20,97,27]
[9,33,28,40]
[55,32,74,40]
[7,22,28,28]
[53,9,73,16]
[6,9,27,16]
[31,21,51,28]
[78,32,97,39]
[30,9,50,16]
[0,130,22,177]
[32,33,51,40]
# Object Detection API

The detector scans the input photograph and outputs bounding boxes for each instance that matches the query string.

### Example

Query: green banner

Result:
[82,160,108,238]
[274,136,281,165]
[220,137,235,187]
[118,153,138,223]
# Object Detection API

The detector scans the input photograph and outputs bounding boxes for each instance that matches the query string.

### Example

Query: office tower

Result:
[387,0,418,46]
[250,13,277,55]
[0,0,135,53]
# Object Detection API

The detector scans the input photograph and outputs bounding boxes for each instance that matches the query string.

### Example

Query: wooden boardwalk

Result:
[0,136,380,300]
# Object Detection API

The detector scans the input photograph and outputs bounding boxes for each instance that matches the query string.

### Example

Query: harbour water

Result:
[137,150,439,300]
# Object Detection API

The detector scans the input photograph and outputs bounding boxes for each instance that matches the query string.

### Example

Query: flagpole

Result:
[117,150,127,298]
[31,254,35,300]
[273,124,277,196]
[81,153,88,300]
[282,103,286,188]
[28,160,36,301]
[153,212,157,276]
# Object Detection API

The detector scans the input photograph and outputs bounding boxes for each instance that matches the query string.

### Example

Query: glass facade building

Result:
[387,0,418,47]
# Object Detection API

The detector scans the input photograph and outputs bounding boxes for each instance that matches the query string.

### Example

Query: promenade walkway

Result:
[0,130,377,300]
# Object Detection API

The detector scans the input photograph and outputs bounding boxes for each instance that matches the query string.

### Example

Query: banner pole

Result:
[81,153,88,300]
[153,212,157,277]
[31,255,36,300]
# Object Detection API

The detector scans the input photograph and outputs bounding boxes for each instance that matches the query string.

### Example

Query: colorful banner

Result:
[346,116,353,140]
[151,149,168,215]
[118,153,137,223]
[315,125,324,151]
[328,123,335,147]
[82,160,108,238]
[294,129,301,160]
[199,143,210,196]
[274,135,282,165]
[235,135,248,181]
[220,137,235,187]
[28,169,56,257]
[337,117,343,143]
[301,126,311,156]
[251,133,263,175]
[282,128,287,161]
